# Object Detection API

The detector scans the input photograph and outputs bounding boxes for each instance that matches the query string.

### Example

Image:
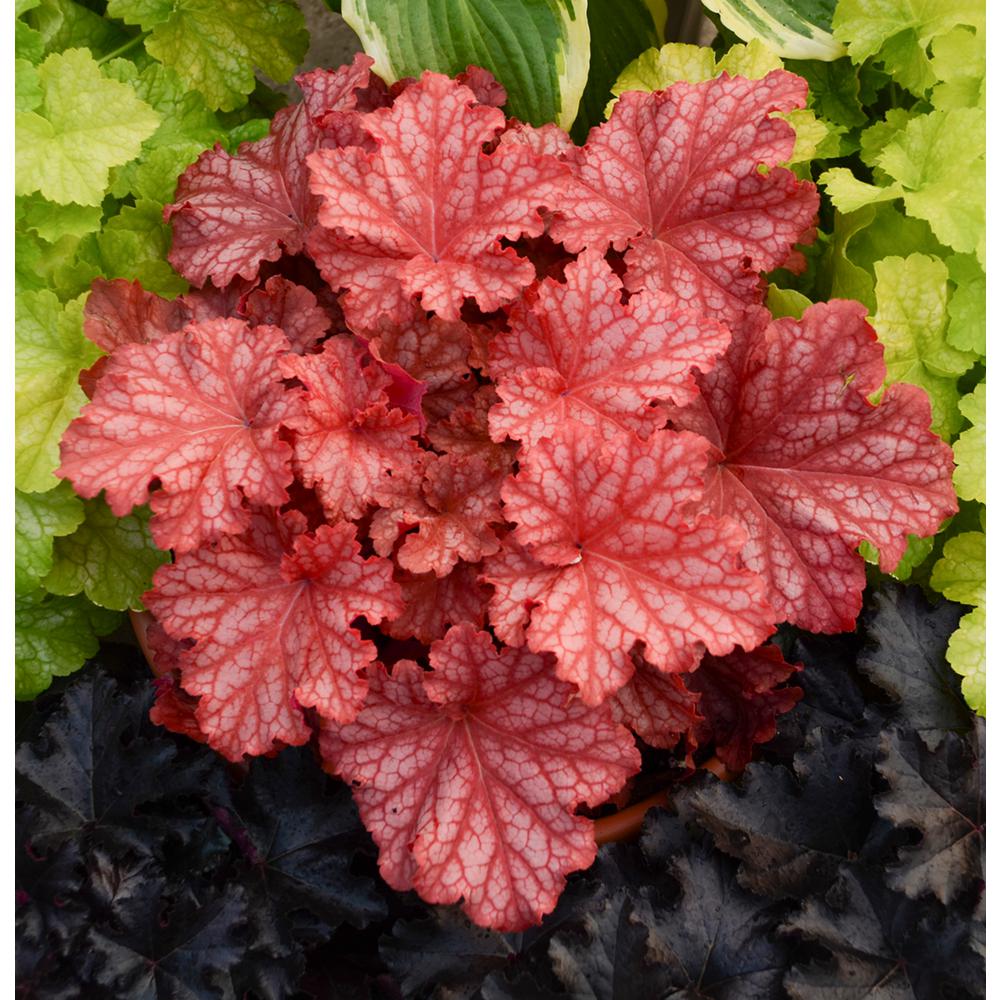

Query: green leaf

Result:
[945,254,985,356]
[876,108,985,262]
[25,0,130,58]
[946,607,984,716]
[15,47,160,206]
[15,590,121,699]
[107,0,308,112]
[339,0,590,129]
[819,167,902,213]
[15,58,43,112]
[859,533,935,582]
[18,194,103,243]
[701,0,846,60]
[45,499,169,611]
[952,382,985,503]
[784,56,866,128]
[572,0,660,141]
[15,483,85,595]
[930,25,984,109]
[930,531,984,608]
[871,254,976,439]
[766,285,811,319]
[15,291,100,493]
[16,19,46,63]
[92,199,187,297]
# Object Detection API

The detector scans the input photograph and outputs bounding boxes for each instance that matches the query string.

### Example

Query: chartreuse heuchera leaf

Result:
[339,0,590,129]
[15,291,100,493]
[15,482,84,595]
[952,383,985,503]
[15,47,159,206]
[106,0,308,112]
[46,61,963,933]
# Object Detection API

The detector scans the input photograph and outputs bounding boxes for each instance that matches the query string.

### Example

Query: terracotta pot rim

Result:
[129,610,728,844]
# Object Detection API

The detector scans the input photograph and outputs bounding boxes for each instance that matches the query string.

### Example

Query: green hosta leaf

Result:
[572,0,660,140]
[45,499,169,611]
[340,0,590,129]
[871,254,976,439]
[15,58,42,112]
[947,607,985,716]
[91,199,187,297]
[930,532,984,608]
[832,0,984,79]
[15,47,159,206]
[701,0,845,60]
[930,25,984,110]
[15,291,100,493]
[107,0,308,112]
[945,255,985,356]
[15,590,121,699]
[17,195,103,243]
[15,483,84,595]
[874,108,985,263]
[103,60,226,200]
[952,382,985,503]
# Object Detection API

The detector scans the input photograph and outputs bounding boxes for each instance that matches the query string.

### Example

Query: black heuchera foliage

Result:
[15,584,985,1000]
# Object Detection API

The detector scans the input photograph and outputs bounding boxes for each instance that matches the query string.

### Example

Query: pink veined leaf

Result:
[483,421,775,705]
[147,614,205,745]
[669,300,958,633]
[145,511,402,760]
[547,72,819,323]
[371,453,504,577]
[686,644,802,771]
[612,650,703,754]
[280,335,422,520]
[455,65,508,108]
[241,275,331,353]
[318,624,640,931]
[83,278,189,354]
[383,562,491,644]
[58,318,294,553]
[166,54,380,288]
[306,71,571,327]
[499,120,574,158]
[426,385,516,472]
[488,249,729,446]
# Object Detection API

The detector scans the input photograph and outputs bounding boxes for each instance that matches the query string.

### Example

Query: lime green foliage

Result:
[107,0,307,111]
[947,607,985,716]
[945,256,985,356]
[15,47,160,206]
[15,591,121,699]
[15,483,84,595]
[871,255,975,439]
[15,291,100,493]
[858,534,935,583]
[340,0,590,129]
[952,383,985,504]
[931,532,985,716]
[766,285,811,319]
[15,0,298,697]
[45,500,169,611]
[701,0,845,61]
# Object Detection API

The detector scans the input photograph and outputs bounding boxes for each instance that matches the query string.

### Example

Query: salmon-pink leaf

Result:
[241,275,330,353]
[549,73,818,323]
[58,318,294,553]
[306,72,570,326]
[670,301,957,633]
[383,563,491,644]
[83,278,189,355]
[145,512,401,760]
[687,644,802,771]
[488,250,729,446]
[485,422,774,705]
[166,55,379,288]
[318,625,640,931]
[280,336,422,520]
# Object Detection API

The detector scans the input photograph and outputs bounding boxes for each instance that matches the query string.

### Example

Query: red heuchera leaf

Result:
[687,644,802,771]
[146,511,402,759]
[83,278,188,353]
[670,300,957,632]
[455,65,508,108]
[488,249,729,446]
[612,651,703,753]
[166,55,379,288]
[371,453,504,576]
[426,385,515,471]
[280,336,422,520]
[484,421,774,704]
[383,563,491,644]
[318,625,640,930]
[58,319,294,553]
[548,72,818,322]
[306,72,570,326]
[241,275,331,353]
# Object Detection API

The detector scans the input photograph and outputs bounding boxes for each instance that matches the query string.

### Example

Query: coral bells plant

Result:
[56,55,957,932]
